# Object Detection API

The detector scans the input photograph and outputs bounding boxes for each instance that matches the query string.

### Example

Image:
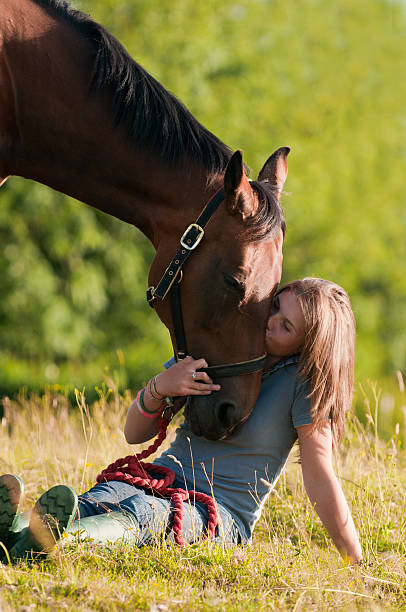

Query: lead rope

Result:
[96,412,217,546]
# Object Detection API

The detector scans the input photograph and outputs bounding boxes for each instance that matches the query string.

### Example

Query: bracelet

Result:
[140,388,162,415]
[153,375,165,400]
[148,375,165,401]
[136,389,162,419]
[147,377,164,402]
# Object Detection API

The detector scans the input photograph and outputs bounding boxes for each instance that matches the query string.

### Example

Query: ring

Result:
[192,371,197,380]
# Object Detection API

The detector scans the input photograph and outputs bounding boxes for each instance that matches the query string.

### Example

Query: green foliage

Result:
[0,179,171,395]
[1,0,405,393]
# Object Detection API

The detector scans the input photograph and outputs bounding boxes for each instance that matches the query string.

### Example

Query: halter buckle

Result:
[180,224,204,250]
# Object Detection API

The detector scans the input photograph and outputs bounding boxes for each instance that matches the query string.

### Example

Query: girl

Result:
[0,278,362,563]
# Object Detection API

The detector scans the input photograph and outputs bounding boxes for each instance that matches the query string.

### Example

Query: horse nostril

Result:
[216,402,236,430]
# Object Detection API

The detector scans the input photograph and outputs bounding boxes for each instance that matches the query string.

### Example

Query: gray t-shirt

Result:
[154,355,312,542]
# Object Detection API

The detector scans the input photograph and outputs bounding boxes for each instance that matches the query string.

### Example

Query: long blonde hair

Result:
[278,278,355,446]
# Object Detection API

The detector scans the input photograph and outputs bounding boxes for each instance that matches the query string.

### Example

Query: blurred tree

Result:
[0,179,170,394]
[0,0,405,394]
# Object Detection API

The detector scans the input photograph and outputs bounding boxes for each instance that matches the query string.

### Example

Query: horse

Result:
[0,0,289,440]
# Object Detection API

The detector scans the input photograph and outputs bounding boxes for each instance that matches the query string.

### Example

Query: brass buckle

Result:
[180,224,204,250]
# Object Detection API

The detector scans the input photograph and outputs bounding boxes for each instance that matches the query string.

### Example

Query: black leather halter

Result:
[146,188,267,378]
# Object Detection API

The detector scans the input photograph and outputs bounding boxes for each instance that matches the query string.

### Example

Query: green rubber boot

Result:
[0,474,28,557]
[66,511,140,547]
[6,485,78,563]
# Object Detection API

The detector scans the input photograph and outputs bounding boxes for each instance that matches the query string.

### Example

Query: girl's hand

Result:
[154,356,221,398]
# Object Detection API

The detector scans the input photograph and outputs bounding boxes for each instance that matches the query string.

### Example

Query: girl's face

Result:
[265,289,306,360]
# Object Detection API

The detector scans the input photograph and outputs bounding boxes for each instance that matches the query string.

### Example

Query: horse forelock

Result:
[33,0,232,174]
[244,181,286,243]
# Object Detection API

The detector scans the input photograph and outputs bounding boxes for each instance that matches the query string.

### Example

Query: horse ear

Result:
[257,146,290,200]
[224,150,257,219]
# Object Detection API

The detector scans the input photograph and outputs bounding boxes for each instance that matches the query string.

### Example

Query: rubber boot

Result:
[0,474,29,557]
[66,511,141,547]
[6,485,78,563]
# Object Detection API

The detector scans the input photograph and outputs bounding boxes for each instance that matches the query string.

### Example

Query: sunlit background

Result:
[1,0,405,439]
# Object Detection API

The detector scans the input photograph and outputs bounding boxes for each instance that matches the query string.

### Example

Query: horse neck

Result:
[1,0,222,244]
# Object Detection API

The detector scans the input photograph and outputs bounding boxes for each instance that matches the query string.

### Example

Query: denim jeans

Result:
[77,478,241,546]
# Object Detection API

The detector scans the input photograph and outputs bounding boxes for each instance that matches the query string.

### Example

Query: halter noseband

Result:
[146,188,267,379]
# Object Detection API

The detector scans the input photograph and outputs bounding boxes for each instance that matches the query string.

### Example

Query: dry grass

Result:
[0,382,405,611]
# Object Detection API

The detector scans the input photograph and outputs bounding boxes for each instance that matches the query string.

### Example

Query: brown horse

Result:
[0,0,289,440]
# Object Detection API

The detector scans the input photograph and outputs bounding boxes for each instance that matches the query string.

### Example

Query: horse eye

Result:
[223,273,245,297]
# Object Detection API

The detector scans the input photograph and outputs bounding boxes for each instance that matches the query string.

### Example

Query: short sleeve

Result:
[292,377,312,428]
[163,356,176,370]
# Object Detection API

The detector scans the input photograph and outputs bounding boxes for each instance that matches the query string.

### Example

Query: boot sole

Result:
[8,485,78,560]
[0,474,24,541]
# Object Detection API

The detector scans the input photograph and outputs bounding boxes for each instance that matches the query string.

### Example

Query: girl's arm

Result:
[124,356,220,444]
[297,422,363,564]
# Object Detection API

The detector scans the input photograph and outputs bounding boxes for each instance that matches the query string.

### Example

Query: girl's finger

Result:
[192,358,208,370]
[188,383,220,393]
[193,381,220,390]
[188,388,213,396]
[194,371,213,384]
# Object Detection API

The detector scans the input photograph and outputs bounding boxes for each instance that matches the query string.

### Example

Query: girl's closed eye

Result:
[266,288,306,361]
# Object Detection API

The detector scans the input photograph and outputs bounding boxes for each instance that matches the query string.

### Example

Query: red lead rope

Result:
[96,414,218,546]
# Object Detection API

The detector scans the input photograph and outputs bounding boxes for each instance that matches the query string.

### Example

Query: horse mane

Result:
[248,181,286,242]
[34,0,232,174]
[33,1,285,240]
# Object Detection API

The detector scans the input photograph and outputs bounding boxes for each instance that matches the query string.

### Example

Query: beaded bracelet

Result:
[136,389,162,419]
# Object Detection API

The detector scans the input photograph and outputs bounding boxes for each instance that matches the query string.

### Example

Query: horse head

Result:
[151,147,289,440]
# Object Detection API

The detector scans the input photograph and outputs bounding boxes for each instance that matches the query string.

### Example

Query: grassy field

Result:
[0,381,405,611]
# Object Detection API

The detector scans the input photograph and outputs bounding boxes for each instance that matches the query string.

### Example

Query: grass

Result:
[0,380,405,611]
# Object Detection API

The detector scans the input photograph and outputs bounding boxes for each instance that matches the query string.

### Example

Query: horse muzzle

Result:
[186,394,248,441]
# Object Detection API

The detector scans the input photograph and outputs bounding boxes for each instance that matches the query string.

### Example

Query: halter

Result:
[146,188,267,379]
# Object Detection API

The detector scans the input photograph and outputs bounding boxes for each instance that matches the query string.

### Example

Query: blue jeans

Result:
[77,478,241,546]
